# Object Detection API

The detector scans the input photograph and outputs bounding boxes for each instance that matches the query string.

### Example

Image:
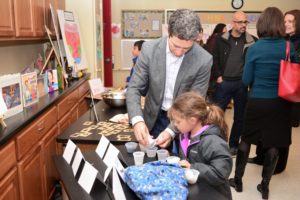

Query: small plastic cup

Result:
[139,143,147,152]
[133,151,145,166]
[185,169,200,184]
[146,146,158,158]
[156,149,168,161]
[125,142,138,153]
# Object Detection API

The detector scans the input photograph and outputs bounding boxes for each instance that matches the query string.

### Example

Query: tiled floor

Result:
[225,109,300,200]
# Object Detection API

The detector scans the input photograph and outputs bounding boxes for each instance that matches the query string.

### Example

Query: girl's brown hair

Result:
[168,91,228,140]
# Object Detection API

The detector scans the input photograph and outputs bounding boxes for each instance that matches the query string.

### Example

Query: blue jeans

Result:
[213,80,247,148]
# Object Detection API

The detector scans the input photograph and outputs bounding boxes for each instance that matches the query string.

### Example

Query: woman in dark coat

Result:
[285,9,300,126]
[206,23,227,53]
[205,23,227,100]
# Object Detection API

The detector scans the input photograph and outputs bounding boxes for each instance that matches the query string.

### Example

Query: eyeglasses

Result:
[234,20,249,25]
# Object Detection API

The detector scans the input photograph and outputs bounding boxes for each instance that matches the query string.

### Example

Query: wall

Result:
[111,0,300,88]
[0,43,44,76]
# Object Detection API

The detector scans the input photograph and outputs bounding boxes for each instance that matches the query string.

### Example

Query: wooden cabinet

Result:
[33,0,46,37]
[57,88,78,119]
[0,0,65,40]
[0,141,18,200]
[43,126,58,199]
[0,141,17,180]
[0,168,19,200]
[78,79,90,116]
[17,145,45,200]
[0,0,15,37]
[13,0,35,37]
[16,106,57,160]
[14,0,46,37]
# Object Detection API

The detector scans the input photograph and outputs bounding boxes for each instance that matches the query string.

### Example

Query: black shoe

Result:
[229,178,243,192]
[230,147,238,156]
[291,120,299,127]
[257,183,269,199]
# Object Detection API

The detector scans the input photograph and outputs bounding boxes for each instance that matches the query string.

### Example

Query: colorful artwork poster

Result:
[47,69,59,93]
[0,73,23,119]
[21,72,38,107]
[57,10,87,71]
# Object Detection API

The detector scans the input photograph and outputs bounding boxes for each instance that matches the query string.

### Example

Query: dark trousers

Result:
[213,80,248,148]
[150,110,178,154]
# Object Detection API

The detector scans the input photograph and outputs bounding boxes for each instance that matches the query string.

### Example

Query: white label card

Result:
[0,95,7,115]
[88,78,105,96]
[103,166,112,182]
[96,135,110,159]
[115,158,125,181]
[71,148,84,176]
[103,144,120,167]
[112,167,126,200]
[63,139,77,164]
[78,162,98,194]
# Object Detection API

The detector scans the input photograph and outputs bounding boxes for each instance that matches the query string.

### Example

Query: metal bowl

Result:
[102,91,126,107]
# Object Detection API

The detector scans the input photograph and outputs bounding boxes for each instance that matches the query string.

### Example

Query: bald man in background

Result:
[212,11,257,156]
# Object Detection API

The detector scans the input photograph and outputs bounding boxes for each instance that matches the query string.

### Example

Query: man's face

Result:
[168,36,194,57]
[232,13,248,35]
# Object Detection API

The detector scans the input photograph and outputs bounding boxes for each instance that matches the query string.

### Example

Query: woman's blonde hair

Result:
[168,91,228,140]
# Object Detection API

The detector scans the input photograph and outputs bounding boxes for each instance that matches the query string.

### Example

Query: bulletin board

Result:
[165,10,261,42]
[122,10,165,38]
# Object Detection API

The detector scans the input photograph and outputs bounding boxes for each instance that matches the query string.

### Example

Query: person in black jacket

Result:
[212,11,256,156]
[285,10,300,127]
[169,91,232,200]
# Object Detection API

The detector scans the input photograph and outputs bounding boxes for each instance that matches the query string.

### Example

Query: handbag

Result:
[278,41,300,102]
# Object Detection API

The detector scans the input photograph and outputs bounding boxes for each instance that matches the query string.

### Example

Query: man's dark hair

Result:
[134,40,145,51]
[257,7,286,38]
[168,9,201,40]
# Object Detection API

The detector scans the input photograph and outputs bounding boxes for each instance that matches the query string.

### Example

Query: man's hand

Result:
[156,131,172,148]
[133,121,150,146]
[216,76,223,83]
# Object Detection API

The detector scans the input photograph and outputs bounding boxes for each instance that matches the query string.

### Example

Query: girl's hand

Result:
[179,160,191,169]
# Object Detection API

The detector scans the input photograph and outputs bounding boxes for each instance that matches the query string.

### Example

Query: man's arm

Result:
[126,44,151,145]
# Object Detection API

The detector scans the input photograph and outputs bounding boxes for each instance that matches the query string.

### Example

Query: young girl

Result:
[168,91,233,200]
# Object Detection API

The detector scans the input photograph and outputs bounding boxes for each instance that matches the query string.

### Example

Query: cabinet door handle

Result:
[37,122,44,132]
